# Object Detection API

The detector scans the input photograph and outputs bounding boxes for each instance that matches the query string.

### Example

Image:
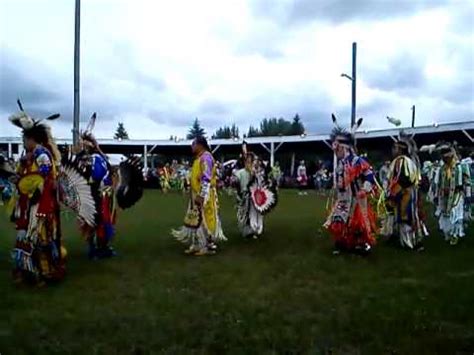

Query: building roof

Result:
[1,120,473,147]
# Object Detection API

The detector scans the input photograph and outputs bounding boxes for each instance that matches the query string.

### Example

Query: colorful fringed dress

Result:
[235,167,264,238]
[435,159,469,242]
[76,151,116,258]
[172,151,226,254]
[12,145,66,283]
[381,155,427,249]
[325,153,378,253]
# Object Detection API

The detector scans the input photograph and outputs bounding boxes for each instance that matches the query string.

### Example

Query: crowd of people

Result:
[0,105,472,286]
[325,115,472,255]
[144,160,191,193]
[145,158,334,195]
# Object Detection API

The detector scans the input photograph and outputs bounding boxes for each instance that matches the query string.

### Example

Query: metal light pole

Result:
[341,42,357,128]
[411,105,416,128]
[351,42,357,128]
[73,0,81,146]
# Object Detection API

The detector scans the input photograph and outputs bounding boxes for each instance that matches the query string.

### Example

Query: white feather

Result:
[9,112,34,129]
[420,144,436,154]
[59,165,96,227]
[386,116,402,127]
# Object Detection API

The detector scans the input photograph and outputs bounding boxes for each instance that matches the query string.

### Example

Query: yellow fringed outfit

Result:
[172,151,226,254]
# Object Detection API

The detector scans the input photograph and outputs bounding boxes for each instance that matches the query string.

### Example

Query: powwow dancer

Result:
[172,136,226,255]
[177,161,191,193]
[234,143,278,239]
[159,164,171,193]
[270,161,282,188]
[73,114,117,258]
[8,101,66,285]
[460,154,472,223]
[297,160,308,195]
[324,114,378,255]
[380,131,428,250]
[0,154,15,208]
[378,161,391,190]
[72,113,144,259]
[432,142,471,245]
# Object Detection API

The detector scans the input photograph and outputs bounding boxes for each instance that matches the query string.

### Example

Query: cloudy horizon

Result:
[0,0,473,139]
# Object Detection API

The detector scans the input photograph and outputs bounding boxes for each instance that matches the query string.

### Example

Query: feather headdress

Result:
[80,112,98,145]
[79,112,109,159]
[395,130,417,153]
[9,99,61,160]
[420,141,459,160]
[435,141,458,156]
[419,144,436,154]
[396,130,420,167]
[9,99,60,133]
[330,113,363,146]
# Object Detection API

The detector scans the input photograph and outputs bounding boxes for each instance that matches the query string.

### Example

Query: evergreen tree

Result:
[114,122,129,140]
[247,125,260,137]
[187,118,206,140]
[230,124,239,138]
[290,114,305,135]
[247,115,306,137]
[212,123,240,139]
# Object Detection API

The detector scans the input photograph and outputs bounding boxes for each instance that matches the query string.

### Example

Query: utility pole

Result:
[411,105,416,128]
[73,0,81,146]
[351,42,357,127]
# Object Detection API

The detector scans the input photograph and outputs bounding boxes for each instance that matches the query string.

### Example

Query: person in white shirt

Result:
[297,160,308,195]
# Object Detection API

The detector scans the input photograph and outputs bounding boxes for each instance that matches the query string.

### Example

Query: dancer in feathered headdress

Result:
[72,113,116,258]
[431,141,471,245]
[380,130,428,250]
[73,113,143,259]
[172,136,226,255]
[8,100,66,285]
[324,114,378,255]
[233,142,278,240]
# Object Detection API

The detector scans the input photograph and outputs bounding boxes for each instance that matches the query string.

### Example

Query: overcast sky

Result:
[0,0,473,139]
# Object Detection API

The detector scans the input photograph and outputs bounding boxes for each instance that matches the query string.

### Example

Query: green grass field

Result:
[0,190,473,354]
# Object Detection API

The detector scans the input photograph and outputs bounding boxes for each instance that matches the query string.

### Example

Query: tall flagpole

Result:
[73,0,81,145]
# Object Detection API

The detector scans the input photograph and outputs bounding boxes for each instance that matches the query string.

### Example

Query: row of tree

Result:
[114,114,306,140]
[187,114,306,140]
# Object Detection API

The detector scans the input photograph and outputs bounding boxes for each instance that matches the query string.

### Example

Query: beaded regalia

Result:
[432,142,471,245]
[380,131,428,250]
[172,137,226,255]
[9,100,66,284]
[234,143,277,239]
[324,114,378,255]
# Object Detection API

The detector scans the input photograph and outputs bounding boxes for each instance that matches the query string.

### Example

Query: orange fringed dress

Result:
[325,154,378,251]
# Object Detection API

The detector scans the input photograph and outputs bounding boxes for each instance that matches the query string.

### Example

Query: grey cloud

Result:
[297,108,335,133]
[440,80,474,105]
[235,43,284,59]
[234,32,285,59]
[108,42,167,93]
[146,109,195,128]
[449,3,474,33]
[358,95,397,125]
[363,48,473,109]
[198,99,230,115]
[0,50,63,115]
[253,0,449,25]
[0,48,114,123]
[363,53,426,92]
[237,89,338,134]
[135,73,166,93]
